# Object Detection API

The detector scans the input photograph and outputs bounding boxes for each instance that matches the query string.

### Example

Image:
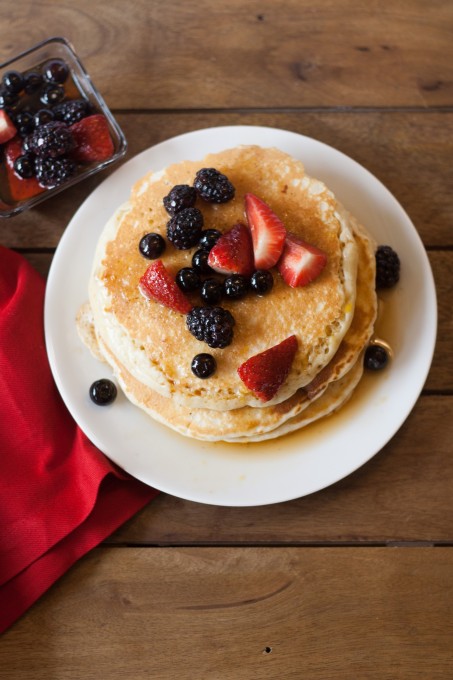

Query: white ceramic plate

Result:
[44,125,437,506]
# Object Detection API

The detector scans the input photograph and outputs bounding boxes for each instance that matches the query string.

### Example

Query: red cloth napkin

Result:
[0,246,158,633]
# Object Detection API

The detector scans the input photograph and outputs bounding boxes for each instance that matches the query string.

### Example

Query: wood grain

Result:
[1,0,453,109]
[2,111,452,247]
[2,547,453,679]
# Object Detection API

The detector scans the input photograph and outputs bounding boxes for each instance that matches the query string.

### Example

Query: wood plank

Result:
[2,547,453,679]
[2,111,452,248]
[2,0,453,108]
[110,396,453,545]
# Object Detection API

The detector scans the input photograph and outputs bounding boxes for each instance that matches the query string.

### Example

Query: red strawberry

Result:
[244,193,286,269]
[237,335,298,402]
[139,260,192,314]
[70,114,114,163]
[277,233,327,288]
[208,222,254,276]
[0,109,17,144]
[4,137,45,202]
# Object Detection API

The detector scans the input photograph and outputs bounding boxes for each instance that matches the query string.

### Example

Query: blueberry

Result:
[176,267,201,292]
[191,353,217,379]
[40,84,65,106]
[139,233,166,259]
[192,249,213,274]
[14,111,35,136]
[42,59,69,84]
[250,269,274,295]
[200,278,223,304]
[0,88,19,109]
[34,108,54,127]
[199,229,222,251]
[224,274,249,300]
[89,379,117,405]
[24,71,43,94]
[2,70,23,94]
[13,155,35,179]
[364,344,389,371]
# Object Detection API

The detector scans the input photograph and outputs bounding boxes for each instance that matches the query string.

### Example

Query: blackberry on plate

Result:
[43,58,69,84]
[25,121,74,158]
[139,232,166,259]
[191,353,217,379]
[200,278,223,304]
[53,98,91,125]
[163,184,197,216]
[89,378,117,405]
[14,155,35,179]
[199,229,222,251]
[2,70,24,94]
[375,245,400,289]
[167,207,204,249]
[176,267,201,292]
[250,269,274,295]
[35,156,76,188]
[192,248,213,274]
[364,344,389,371]
[23,72,43,94]
[186,306,235,349]
[40,83,65,106]
[193,167,235,204]
[224,274,249,300]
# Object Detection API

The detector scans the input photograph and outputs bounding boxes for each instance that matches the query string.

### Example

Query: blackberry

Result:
[43,59,69,84]
[2,70,23,94]
[191,353,217,379]
[250,269,274,295]
[25,121,74,158]
[163,184,197,216]
[193,167,235,204]
[40,84,65,106]
[186,306,235,348]
[199,229,222,251]
[139,232,166,259]
[375,245,400,289]
[200,278,223,304]
[364,344,389,371]
[167,207,204,249]
[35,156,76,188]
[176,267,201,292]
[192,249,213,274]
[224,274,249,300]
[53,98,91,125]
[13,155,35,179]
[89,378,117,405]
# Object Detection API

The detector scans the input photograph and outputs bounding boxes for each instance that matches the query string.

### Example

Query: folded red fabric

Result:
[0,246,158,633]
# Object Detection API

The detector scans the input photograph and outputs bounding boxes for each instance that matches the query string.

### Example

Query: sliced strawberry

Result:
[69,114,114,163]
[139,260,192,314]
[277,233,327,288]
[238,335,298,402]
[0,109,17,144]
[244,193,286,269]
[207,222,254,276]
[4,136,45,202]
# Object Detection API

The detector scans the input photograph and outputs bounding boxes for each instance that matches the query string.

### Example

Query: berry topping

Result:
[70,114,115,162]
[237,335,298,402]
[167,207,204,249]
[200,278,223,304]
[375,245,400,289]
[35,156,77,188]
[0,109,17,144]
[139,232,166,259]
[4,137,45,201]
[364,344,389,371]
[244,193,286,269]
[139,260,193,314]
[53,98,91,125]
[42,59,69,84]
[176,267,201,292]
[187,306,235,348]
[193,167,235,203]
[223,274,249,300]
[163,184,197,215]
[192,249,213,274]
[207,222,254,276]
[277,233,327,288]
[191,353,217,379]
[250,269,274,295]
[199,229,222,251]
[40,83,65,106]
[25,121,74,158]
[13,154,35,179]
[89,378,117,405]
[2,70,24,94]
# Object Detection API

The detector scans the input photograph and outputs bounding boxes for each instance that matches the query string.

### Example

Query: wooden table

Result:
[1,1,452,677]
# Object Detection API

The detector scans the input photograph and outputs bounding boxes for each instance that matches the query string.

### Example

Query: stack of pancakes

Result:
[78,145,378,442]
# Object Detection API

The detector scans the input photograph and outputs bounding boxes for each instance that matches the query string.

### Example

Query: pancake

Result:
[78,208,376,442]
[89,145,359,411]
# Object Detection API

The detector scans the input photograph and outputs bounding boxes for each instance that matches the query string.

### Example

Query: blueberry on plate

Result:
[89,379,117,405]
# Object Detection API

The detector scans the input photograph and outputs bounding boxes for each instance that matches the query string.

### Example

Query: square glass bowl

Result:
[0,36,127,217]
